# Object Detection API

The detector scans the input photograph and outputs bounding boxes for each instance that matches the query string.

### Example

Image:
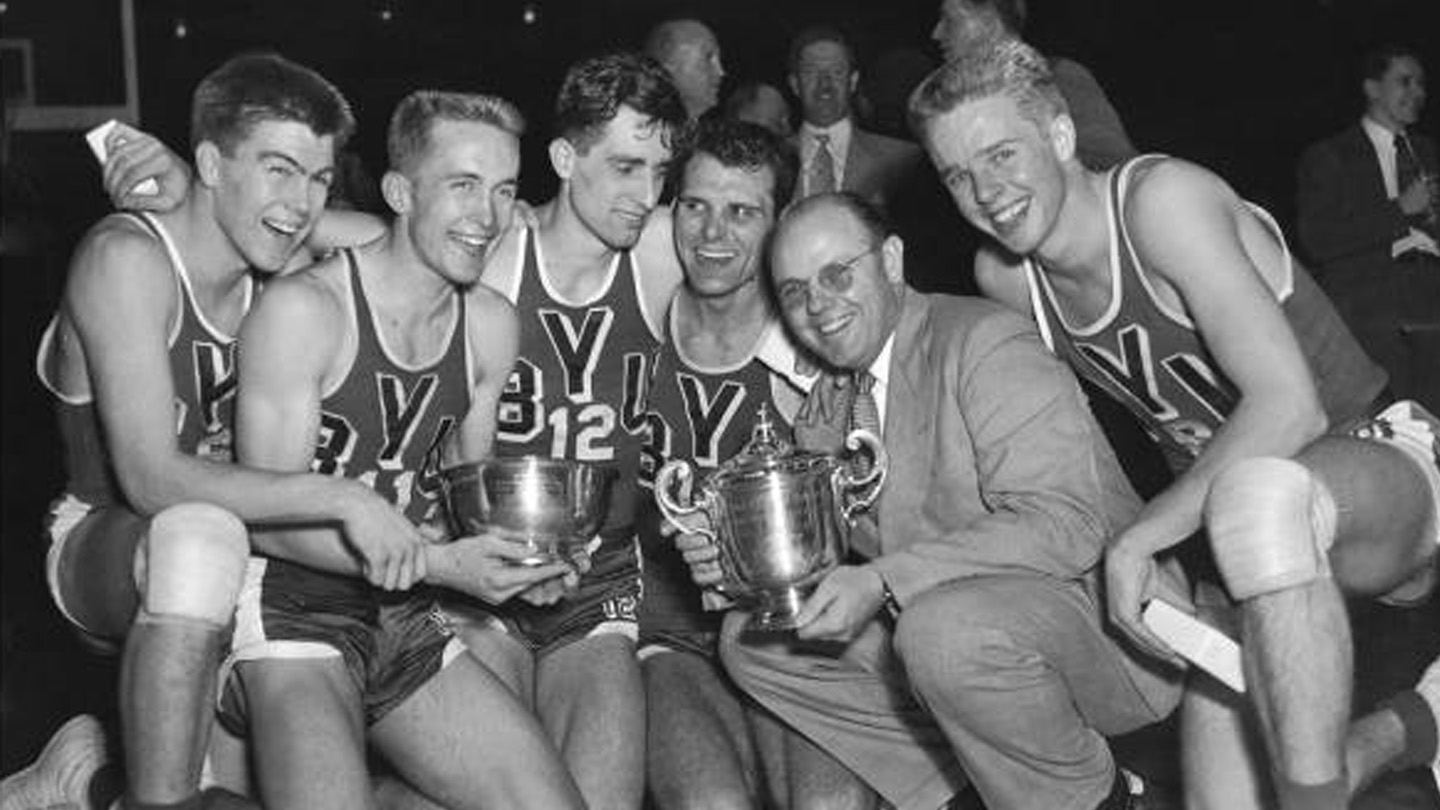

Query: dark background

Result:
[3,0,1437,804]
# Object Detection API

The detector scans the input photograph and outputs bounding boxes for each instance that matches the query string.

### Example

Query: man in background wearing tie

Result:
[705,192,1181,810]
[1298,43,1438,412]
[788,27,924,213]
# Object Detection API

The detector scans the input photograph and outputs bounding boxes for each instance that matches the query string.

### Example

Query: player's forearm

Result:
[1115,396,1327,556]
[118,451,367,527]
[248,525,365,577]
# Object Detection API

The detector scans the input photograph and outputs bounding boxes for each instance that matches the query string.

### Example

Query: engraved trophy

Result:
[441,456,616,566]
[654,407,887,630]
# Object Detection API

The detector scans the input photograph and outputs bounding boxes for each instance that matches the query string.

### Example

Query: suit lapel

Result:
[844,130,873,194]
[876,291,933,544]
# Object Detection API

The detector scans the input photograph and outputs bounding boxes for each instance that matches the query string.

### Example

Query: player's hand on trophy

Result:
[666,519,724,589]
[425,528,572,605]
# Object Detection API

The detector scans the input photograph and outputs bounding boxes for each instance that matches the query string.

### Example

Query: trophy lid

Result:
[708,405,830,486]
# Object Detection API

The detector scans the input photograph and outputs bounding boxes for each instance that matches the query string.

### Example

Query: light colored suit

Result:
[722,289,1182,810]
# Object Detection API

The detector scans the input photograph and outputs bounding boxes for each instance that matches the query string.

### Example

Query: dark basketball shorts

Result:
[221,556,464,732]
[45,497,148,652]
[637,537,725,660]
[442,531,641,659]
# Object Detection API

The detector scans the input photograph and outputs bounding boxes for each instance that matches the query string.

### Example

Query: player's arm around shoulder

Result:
[64,216,191,511]
[478,220,525,301]
[635,205,684,336]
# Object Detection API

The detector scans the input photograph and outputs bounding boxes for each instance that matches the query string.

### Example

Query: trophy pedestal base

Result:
[747,587,810,631]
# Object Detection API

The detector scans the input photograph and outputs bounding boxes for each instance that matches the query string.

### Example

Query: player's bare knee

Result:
[1205,458,1337,601]
[137,503,248,624]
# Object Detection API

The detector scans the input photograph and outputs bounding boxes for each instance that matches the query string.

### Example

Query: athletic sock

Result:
[1274,775,1347,810]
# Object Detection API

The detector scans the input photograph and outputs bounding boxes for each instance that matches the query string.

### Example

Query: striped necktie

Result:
[846,371,881,557]
[850,371,881,439]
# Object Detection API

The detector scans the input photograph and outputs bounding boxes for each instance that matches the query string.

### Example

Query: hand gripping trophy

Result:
[655,406,888,629]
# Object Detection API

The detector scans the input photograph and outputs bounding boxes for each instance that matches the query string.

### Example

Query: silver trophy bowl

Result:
[440,456,616,566]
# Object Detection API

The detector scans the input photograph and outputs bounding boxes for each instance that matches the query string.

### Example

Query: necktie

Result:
[1395,130,1436,234]
[1396,131,1421,196]
[809,133,836,196]
[850,371,881,442]
[847,371,881,558]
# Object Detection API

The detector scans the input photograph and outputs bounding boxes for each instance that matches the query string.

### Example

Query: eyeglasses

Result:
[776,243,881,311]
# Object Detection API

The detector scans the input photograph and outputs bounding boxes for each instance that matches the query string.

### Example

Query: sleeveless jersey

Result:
[493,227,660,539]
[37,212,248,508]
[311,251,471,528]
[1024,154,1388,470]
[637,307,802,634]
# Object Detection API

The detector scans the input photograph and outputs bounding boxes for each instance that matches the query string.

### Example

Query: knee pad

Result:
[1205,458,1338,601]
[136,503,248,625]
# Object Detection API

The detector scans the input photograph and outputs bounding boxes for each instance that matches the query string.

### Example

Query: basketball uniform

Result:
[38,212,246,643]
[477,226,661,652]
[228,251,466,726]
[1024,154,1438,563]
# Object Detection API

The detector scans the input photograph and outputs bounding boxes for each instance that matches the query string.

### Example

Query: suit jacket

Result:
[793,122,924,212]
[1296,122,1438,296]
[793,289,1143,606]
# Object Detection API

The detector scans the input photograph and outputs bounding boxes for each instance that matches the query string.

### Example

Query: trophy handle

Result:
[836,429,888,523]
[654,460,717,543]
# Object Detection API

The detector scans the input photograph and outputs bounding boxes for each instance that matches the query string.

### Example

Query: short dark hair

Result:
[387,90,525,175]
[553,51,687,153]
[787,25,856,75]
[1361,43,1424,82]
[190,52,355,154]
[908,37,1066,140]
[673,117,799,208]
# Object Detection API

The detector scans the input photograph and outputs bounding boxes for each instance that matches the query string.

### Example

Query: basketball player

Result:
[226,89,585,810]
[13,54,422,810]
[445,51,687,810]
[910,38,1440,810]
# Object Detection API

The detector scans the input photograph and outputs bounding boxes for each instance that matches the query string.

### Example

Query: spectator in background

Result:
[932,0,1135,171]
[787,26,924,212]
[725,81,794,138]
[1297,44,1438,413]
[645,19,726,122]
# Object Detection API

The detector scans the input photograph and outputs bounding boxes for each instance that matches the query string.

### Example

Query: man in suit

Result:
[789,25,977,296]
[788,26,924,212]
[1298,44,1438,412]
[704,192,1180,810]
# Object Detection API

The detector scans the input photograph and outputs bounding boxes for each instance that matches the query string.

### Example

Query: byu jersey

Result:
[638,309,809,634]
[311,251,471,527]
[37,212,247,507]
[1025,154,1388,469]
[493,227,661,539]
